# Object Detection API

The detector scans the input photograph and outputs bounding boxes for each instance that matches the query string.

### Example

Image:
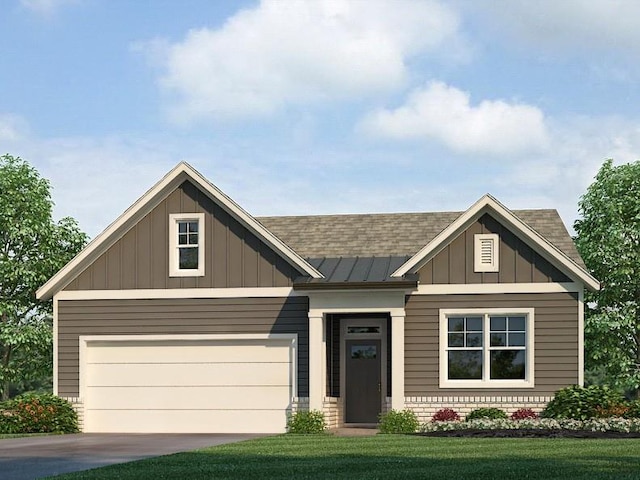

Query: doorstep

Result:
[329,427,379,437]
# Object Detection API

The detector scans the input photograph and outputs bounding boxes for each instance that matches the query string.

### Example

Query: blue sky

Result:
[2,0,639,237]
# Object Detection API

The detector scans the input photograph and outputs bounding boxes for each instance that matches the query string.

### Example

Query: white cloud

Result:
[470,0,640,57]
[360,81,549,156]
[0,113,29,142]
[1,123,176,237]
[483,116,640,231]
[3,109,638,243]
[20,0,79,15]
[37,138,176,236]
[142,0,463,121]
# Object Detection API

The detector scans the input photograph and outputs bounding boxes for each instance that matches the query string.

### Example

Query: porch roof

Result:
[293,256,418,290]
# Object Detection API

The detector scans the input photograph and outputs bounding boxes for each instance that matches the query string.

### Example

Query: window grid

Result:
[177,220,199,246]
[169,213,205,277]
[445,313,528,382]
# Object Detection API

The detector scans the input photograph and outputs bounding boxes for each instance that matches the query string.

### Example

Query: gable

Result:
[417,213,571,285]
[64,181,302,290]
[38,163,322,300]
[391,194,599,291]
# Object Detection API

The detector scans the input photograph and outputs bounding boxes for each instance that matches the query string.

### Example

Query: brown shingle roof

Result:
[257,209,585,269]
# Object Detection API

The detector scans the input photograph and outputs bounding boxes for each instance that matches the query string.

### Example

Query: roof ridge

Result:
[256,208,555,221]
[256,210,464,220]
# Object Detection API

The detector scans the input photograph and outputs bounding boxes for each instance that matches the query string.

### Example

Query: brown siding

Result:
[66,181,301,291]
[418,214,571,284]
[57,296,309,397]
[404,291,579,396]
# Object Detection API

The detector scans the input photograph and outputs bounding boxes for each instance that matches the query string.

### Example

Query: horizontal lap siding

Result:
[58,296,309,397]
[404,292,579,396]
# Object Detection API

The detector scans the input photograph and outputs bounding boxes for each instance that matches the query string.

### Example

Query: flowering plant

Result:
[420,417,640,433]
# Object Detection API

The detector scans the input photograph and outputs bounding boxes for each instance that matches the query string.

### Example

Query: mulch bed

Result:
[418,429,640,438]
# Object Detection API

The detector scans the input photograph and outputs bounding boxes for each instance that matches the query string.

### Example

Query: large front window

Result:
[440,309,534,388]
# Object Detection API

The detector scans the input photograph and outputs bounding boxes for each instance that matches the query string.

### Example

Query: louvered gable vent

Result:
[474,233,499,272]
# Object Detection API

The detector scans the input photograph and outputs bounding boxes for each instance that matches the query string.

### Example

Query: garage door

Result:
[81,335,296,433]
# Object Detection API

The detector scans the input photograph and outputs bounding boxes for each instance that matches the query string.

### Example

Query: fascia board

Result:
[37,162,322,301]
[391,194,600,292]
[37,165,188,301]
[390,195,487,278]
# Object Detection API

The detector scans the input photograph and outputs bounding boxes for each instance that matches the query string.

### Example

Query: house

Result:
[37,162,599,433]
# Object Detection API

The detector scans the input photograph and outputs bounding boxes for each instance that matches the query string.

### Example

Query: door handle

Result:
[378,382,381,393]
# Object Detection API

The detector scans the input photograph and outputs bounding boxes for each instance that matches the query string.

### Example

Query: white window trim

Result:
[439,308,534,389]
[474,233,499,272]
[169,213,205,277]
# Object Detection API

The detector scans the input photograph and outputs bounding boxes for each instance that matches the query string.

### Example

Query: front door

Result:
[345,339,381,423]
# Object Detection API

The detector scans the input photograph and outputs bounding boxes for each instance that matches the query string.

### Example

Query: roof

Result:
[258,209,585,268]
[295,256,417,289]
[38,163,597,299]
[37,162,322,301]
[388,195,597,292]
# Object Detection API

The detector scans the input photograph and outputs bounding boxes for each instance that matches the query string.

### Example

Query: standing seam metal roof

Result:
[305,256,412,284]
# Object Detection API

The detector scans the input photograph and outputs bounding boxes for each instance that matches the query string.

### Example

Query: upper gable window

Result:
[169,213,205,277]
[474,233,499,272]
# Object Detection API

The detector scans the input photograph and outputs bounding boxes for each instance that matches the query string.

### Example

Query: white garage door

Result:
[81,335,296,433]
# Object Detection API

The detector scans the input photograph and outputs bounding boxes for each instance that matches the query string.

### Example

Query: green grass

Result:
[0,433,55,439]
[50,435,640,480]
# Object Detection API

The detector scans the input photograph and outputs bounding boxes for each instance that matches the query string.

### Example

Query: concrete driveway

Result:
[0,433,263,479]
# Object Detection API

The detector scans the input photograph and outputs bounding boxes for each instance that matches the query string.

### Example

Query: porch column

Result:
[391,312,405,410]
[308,311,324,411]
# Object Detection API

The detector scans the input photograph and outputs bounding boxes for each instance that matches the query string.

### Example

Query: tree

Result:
[574,159,640,395]
[0,154,88,400]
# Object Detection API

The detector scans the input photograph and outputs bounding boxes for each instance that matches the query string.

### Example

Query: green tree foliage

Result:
[574,159,640,394]
[0,154,88,400]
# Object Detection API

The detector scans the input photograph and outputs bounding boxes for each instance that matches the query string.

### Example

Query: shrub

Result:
[0,410,17,434]
[466,407,508,421]
[378,409,419,434]
[287,410,326,434]
[0,393,78,433]
[431,408,460,422]
[510,408,539,420]
[542,385,624,420]
[624,400,640,419]
[595,403,630,418]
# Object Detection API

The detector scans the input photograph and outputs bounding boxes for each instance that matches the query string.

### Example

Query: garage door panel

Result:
[86,385,290,410]
[86,362,290,387]
[84,409,287,434]
[82,337,295,433]
[86,341,292,364]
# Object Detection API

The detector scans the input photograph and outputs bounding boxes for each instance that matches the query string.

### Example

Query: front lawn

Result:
[50,434,640,479]
[0,433,54,439]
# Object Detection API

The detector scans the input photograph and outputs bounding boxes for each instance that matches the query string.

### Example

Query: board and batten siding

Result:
[404,292,579,396]
[65,181,301,291]
[57,296,309,397]
[418,214,571,285]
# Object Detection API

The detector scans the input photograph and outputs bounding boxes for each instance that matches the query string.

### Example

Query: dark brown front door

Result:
[345,339,381,423]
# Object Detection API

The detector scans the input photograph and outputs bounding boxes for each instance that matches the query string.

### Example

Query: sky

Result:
[1,0,639,238]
